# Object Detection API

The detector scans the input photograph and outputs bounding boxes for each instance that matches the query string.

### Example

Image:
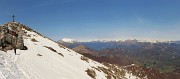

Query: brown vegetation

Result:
[85,68,96,79]
[59,45,66,49]
[93,63,126,79]
[58,53,64,57]
[31,38,38,42]
[81,56,89,63]
[37,54,43,56]
[44,46,57,52]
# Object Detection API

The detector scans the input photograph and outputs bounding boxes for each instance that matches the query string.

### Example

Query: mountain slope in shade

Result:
[72,45,97,55]
[72,44,133,66]
[0,22,140,79]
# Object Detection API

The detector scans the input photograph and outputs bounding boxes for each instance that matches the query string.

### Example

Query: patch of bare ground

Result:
[85,68,96,79]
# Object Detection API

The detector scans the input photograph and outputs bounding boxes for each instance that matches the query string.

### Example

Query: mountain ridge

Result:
[59,38,180,44]
[0,22,142,79]
[59,37,180,79]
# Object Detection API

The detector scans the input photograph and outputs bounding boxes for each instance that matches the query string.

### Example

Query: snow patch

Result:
[61,38,76,43]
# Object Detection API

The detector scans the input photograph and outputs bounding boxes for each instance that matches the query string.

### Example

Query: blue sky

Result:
[0,0,180,41]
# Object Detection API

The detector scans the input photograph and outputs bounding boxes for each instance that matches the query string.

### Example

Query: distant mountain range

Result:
[58,38,180,79]
[58,38,180,50]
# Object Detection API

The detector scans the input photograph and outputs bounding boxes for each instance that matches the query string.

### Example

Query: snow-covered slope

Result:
[0,22,140,79]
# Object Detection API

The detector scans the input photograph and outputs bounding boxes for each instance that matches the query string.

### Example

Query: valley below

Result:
[59,39,180,79]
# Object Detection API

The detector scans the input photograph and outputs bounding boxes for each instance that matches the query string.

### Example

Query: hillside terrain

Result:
[0,22,144,79]
[59,39,180,79]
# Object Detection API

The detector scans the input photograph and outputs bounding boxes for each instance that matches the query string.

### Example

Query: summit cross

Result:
[12,15,15,22]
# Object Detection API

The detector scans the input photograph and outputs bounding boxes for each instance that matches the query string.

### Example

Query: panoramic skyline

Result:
[0,0,180,41]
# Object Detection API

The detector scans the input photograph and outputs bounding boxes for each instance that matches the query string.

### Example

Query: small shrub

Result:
[44,46,57,52]
[85,68,96,79]
[92,63,126,79]
[67,49,71,52]
[31,38,38,42]
[27,34,31,37]
[22,25,33,31]
[106,75,112,79]
[59,45,66,49]
[58,53,64,57]
[81,56,89,63]
[24,31,27,34]
[37,54,43,56]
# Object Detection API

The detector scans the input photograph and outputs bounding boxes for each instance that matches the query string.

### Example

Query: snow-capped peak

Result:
[61,38,76,43]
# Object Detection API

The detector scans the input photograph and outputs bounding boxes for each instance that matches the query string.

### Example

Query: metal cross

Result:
[12,15,15,22]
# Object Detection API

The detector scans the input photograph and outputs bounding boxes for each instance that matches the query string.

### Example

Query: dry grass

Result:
[67,49,71,52]
[59,45,66,49]
[58,53,64,57]
[44,46,57,52]
[37,54,43,56]
[85,68,96,79]
[44,46,64,57]
[31,38,38,42]
[92,63,126,79]
[27,34,31,37]
[81,56,89,63]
